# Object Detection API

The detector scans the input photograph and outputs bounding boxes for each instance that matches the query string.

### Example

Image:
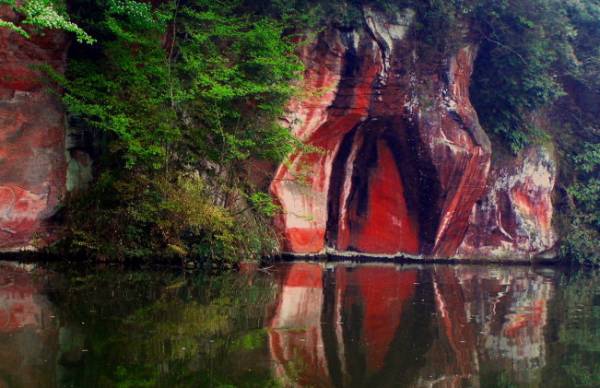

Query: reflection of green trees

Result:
[50,268,281,387]
[543,271,600,387]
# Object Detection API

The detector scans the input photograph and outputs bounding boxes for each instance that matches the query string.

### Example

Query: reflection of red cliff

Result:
[0,263,57,388]
[268,263,418,384]
[430,267,478,379]
[350,267,416,372]
[268,263,331,387]
[268,263,556,386]
[449,266,554,384]
[0,264,43,331]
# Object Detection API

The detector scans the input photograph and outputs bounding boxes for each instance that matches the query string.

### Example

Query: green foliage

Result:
[561,216,600,264]
[61,173,272,262]
[53,0,301,262]
[174,1,302,165]
[575,143,600,174]
[470,0,567,153]
[0,0,93,43]
[563,0,600,89]
[562,142,600,264]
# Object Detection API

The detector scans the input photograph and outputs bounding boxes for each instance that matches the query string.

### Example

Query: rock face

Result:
[0,5,557,258]
[457,146,557,259]
[0,6,69,250]
[0,263,58,387]
[271,6,556,260]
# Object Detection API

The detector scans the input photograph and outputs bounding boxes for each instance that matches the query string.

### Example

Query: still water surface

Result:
[0,261,599,387]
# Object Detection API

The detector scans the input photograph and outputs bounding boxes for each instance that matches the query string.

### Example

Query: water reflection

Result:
[268,263,558,387]
[0,261,598,387]
[0,262,57,388]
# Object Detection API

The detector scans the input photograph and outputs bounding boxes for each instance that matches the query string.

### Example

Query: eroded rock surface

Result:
[271,6,556,260]
[0,6,69,250]
[457,146,557,259]
[271,7,493,258]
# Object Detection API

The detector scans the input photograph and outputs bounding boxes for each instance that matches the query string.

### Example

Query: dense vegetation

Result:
[48,0,305,264]
[1,0,599,264]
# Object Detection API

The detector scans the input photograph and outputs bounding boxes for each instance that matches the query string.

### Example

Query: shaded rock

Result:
[271,7,492,258]
[457,146,557,260]
[0,7,69,250]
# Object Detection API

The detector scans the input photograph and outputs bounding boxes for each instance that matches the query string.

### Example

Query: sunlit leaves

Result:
[0,0,94,43]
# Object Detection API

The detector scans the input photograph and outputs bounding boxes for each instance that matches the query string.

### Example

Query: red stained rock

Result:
[270,28,381,254]
[338,138,420,254]
[457,146,557,259]
[0,8,69,250]
[272,7,493,258]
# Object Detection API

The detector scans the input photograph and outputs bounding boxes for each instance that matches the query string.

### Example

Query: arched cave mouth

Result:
[325,117,441,255]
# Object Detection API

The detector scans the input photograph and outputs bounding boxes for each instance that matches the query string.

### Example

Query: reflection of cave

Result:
[269,263,553,387]
[326,118,441,255]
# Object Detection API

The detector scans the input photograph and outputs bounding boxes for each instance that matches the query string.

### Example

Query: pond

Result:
[0,260,599,387]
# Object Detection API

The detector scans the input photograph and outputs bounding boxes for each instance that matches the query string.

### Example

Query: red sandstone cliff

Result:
[271,6,556,260]
[0,5,69,250]
[457,146,557,260]
[0,5,557,259]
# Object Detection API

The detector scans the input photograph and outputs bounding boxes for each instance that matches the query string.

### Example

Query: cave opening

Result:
[326,117,441,255]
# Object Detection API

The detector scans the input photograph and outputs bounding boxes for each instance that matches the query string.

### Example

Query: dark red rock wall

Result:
[271,6,504,258]
[0,6,69,250]
[271,5,557,260]
[0,5,557,258]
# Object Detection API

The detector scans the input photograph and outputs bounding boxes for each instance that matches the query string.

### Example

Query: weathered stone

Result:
[0,7,69,250]
[271,7,494,258]
[457,146,557,259]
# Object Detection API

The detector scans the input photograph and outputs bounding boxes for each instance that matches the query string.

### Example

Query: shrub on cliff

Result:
[0,0,93,42]
[50,0,302,262]
[561,144,600,265]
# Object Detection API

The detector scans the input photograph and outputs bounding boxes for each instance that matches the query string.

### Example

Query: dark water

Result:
[1,261,599,388]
